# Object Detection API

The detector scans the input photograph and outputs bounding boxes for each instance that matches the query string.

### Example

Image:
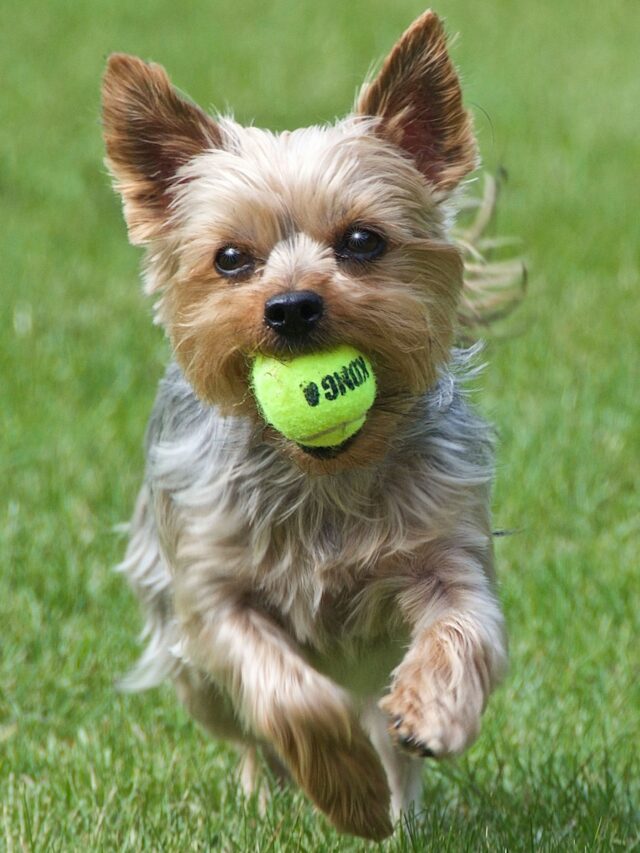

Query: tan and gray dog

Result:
[102,9,508,840]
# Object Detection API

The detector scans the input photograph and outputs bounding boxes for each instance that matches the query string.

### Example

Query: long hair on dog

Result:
[103,10,509,840]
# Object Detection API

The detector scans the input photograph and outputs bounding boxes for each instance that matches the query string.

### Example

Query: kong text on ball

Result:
[251,345,377,447]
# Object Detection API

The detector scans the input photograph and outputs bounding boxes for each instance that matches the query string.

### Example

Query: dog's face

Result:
[103,11,477,473]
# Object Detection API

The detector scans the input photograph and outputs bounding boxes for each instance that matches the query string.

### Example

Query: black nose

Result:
[264,290,324,338]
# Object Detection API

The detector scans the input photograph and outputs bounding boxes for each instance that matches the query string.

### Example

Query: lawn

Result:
[1,0,638,849]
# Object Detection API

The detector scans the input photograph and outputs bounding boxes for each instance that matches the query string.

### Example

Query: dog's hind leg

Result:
[175,666,290,806]
[361,700,423,822]
[173,666,245,742]
[239,743,291,809]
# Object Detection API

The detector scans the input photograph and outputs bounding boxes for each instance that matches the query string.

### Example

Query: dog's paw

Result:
[261,677,392,839]
[379,677,481,759]
[311,727,393,841]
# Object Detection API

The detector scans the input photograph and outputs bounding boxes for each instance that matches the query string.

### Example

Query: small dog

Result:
[102,9,508,840]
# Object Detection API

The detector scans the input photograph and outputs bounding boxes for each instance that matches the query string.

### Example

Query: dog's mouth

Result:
[296,429,362,459]
[287,399,404,473]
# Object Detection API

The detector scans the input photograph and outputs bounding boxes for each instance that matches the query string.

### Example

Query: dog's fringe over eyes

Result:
[103,8,512,841]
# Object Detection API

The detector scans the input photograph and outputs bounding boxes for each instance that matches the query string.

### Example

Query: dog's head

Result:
[102,10,477,473]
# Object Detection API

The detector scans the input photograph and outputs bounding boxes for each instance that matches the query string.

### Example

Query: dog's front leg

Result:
[380,545,507,760]
[177,583,392,840]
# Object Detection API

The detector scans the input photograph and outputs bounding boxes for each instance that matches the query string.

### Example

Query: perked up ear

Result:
[355,10,478,193]
[102,54,221,244]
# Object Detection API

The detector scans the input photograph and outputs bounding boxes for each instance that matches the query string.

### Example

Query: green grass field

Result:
[2,0,639,849]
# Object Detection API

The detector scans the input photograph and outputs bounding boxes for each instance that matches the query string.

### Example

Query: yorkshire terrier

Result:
[102,9,508,840]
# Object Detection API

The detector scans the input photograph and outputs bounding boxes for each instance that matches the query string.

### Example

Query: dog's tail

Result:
[453,170,526,339]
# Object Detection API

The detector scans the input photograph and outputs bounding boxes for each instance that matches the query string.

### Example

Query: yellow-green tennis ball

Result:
[251,345,376,447]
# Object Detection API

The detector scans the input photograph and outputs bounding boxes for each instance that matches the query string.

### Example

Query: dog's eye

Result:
[214,246,255,278]
[335,227,386,263]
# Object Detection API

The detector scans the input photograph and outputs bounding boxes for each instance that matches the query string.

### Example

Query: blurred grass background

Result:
[1,0,638,849]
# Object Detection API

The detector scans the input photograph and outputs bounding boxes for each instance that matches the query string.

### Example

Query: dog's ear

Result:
[355,10,477,194]
[102,54,221,244]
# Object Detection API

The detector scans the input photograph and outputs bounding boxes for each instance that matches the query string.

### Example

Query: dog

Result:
[102,9,508,840]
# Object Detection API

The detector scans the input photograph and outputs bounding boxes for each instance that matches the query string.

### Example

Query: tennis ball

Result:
[251,345,376,447]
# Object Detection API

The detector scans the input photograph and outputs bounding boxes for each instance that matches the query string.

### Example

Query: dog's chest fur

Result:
[130,357,491,693]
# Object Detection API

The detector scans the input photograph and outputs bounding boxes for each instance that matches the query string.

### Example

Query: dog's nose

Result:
[264,291,324,338]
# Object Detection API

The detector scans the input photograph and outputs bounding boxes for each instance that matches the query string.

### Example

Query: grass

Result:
[1,0,639,849]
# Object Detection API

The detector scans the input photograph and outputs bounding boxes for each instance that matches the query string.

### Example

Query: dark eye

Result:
[214,245,254,278]
[335,226,386,263]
